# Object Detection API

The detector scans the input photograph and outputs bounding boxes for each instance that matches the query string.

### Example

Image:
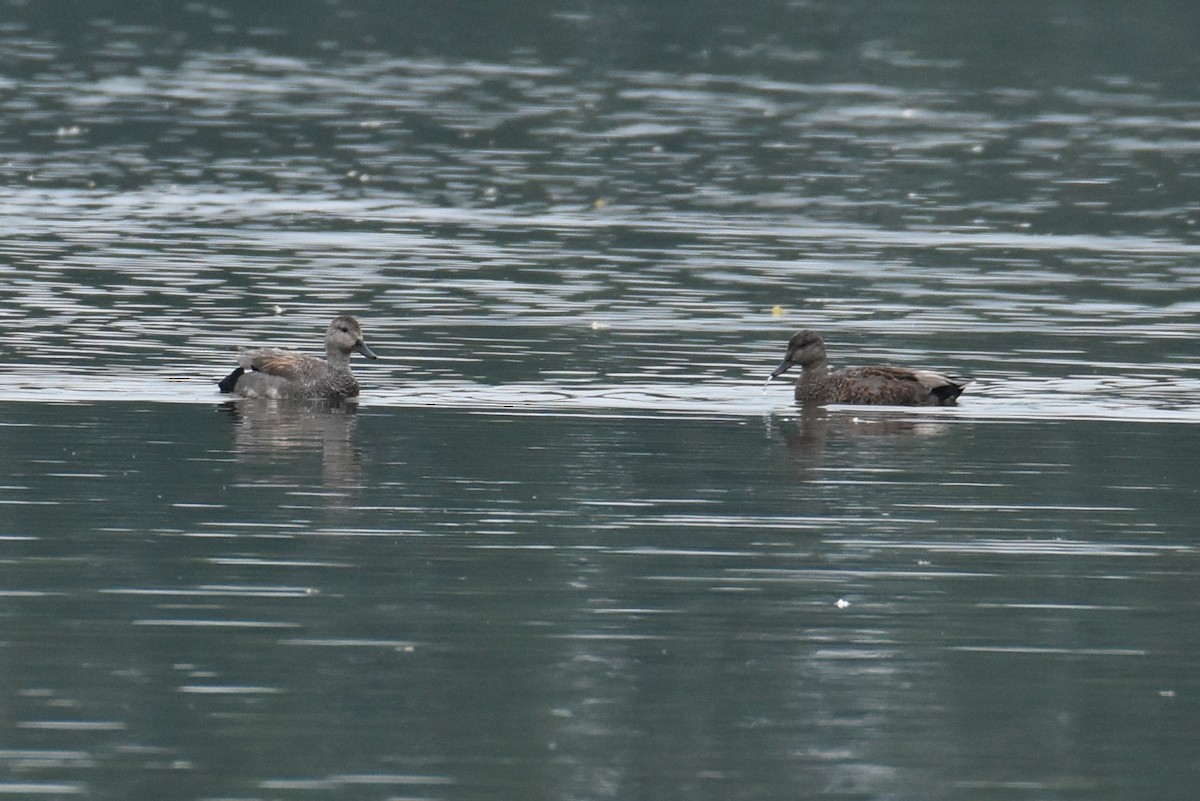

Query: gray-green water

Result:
[2,2,1200,799]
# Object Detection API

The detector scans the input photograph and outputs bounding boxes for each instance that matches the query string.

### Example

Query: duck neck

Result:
[801,357,829,377]
[326,346,352,369]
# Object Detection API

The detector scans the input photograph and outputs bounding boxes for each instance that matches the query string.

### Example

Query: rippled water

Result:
[3,2,1200,799]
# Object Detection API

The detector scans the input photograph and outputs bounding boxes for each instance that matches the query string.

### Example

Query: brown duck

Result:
[218,316,378,400]
[769,330,968,406]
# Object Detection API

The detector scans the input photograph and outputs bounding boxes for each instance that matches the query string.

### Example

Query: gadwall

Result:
[768,330,968,406]
[218,316,378,400]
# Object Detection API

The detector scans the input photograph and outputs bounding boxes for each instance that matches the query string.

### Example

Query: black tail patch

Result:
[930,381,966,405]
[218,367,244,393]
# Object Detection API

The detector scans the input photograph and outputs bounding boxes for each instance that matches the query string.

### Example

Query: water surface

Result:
[2,2,1200,799]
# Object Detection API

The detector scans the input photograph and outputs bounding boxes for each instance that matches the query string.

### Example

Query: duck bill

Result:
[354,342,379,360]
[769,358,796,379]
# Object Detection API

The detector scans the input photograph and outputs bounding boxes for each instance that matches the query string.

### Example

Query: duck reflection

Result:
[772,406,956,479]
[219,399,362,489]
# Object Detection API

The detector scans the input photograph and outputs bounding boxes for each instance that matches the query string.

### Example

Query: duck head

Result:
[769,329,826,379]
[327,316,378,360]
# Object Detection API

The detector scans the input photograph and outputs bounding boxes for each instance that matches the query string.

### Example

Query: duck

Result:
[768,330,968,406]
[218,316,378,400]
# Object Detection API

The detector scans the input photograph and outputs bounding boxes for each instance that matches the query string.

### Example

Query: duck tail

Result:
[931,377,969,405]
[218,367,245,393]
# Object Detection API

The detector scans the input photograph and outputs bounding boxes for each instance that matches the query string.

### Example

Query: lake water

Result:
[2,2,1199,799]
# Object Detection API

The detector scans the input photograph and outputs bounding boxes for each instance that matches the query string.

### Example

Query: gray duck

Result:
[218,316,378,400]
[769,330,967,406]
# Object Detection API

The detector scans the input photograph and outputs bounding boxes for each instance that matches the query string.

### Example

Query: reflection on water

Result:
[3,398,1200,799]
[221,400,363,490]
[771,406,960,481]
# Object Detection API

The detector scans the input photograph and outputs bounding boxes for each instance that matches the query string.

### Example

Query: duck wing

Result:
[237,349,324,381]
[852,366,967,388]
